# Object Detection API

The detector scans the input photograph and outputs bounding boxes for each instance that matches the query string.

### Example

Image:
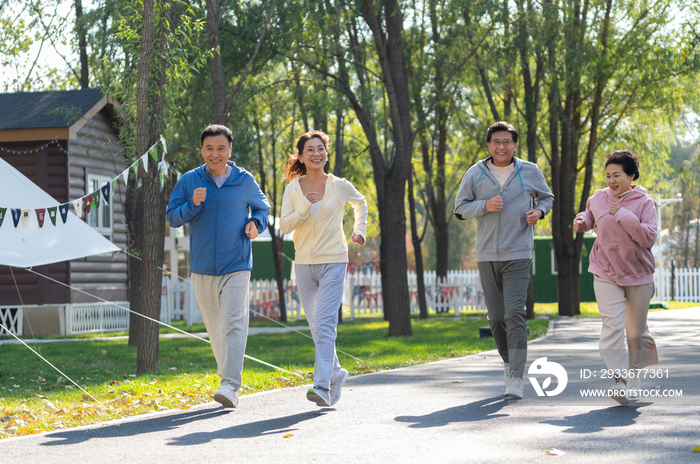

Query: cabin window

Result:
[87,174,113,240]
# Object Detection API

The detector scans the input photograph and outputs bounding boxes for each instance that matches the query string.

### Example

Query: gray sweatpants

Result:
[192,271,250,392]
[478,259,531,378]
[296,263,346,391]
[594,277,657,372]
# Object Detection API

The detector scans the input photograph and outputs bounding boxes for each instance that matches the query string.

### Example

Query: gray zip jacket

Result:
[454,156,554,262]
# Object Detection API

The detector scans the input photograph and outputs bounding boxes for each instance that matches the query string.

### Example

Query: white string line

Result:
[20,267,304,379]
[10,266,37,340]
[119,249,366,364]
[0,322,110,410]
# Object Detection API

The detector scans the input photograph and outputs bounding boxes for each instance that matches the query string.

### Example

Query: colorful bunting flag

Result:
[59,203,69,224]
[149,145,158,162]
[122,168,129,187]
[72,198,83,216]
[11,208,21,228]
[21,209,31,229]
[47,206,57,226]
[83,194,94,214]
[93,192,100,210]
[0,207,6,228]
[141,153,149,173]
[35,208,46,228]
[101,183,111,204]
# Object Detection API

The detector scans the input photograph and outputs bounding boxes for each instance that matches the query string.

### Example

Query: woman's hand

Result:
[608,203,621,216]
[573,217,587,233]
[305,192,319,203]
[351,232,365,245]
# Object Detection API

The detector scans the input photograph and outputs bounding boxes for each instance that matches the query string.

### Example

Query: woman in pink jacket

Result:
[573,150,658,405]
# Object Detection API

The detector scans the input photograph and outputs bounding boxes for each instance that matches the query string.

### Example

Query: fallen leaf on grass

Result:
[37,377,47,383]
[692,446,700,452]
[283,434,293,438]
[546,448,566,456]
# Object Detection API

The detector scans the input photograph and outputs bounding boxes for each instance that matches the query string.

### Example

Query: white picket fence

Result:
[654,267,700,303]
[4,267,698,337]
[0,306,23,335]
[160,269,485,325]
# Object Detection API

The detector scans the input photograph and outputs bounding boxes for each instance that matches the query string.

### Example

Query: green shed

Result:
[251,239,295,281]
[533,236,596,303]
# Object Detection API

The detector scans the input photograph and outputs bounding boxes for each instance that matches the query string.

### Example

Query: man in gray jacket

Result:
[454,121,554,399]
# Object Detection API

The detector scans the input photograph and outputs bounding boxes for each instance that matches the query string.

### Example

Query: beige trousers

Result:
[593,276,658,372]
[192,271,250,392]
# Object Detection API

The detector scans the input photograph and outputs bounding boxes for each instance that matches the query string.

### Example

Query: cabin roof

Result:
[0,89,105,131]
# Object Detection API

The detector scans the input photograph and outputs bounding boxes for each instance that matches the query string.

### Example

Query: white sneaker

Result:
[611,378,630,405]
[628,376,640,399]
[306,387,331,407]
[503,362,512,396]
[330,369,349,406]
[506,377,524,399]
[213,385,239,408]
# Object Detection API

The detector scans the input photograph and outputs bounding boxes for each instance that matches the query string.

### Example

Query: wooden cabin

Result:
[0,89,127,335]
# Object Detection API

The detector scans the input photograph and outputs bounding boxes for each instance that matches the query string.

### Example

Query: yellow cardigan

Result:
[280,174,368,265]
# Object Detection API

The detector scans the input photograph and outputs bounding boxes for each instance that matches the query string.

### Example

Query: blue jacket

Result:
[166,162,270,276]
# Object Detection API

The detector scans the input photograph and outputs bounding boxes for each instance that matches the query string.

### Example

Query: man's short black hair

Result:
[486,121,519,143]
[201,124,233,147]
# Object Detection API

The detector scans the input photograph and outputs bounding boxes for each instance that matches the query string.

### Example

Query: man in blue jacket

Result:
[454,121,554,400]
[166,124,270,409]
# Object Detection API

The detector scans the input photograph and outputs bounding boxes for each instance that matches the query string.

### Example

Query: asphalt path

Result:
[1,308,699,463]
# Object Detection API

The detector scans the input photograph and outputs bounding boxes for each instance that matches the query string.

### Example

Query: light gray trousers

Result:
[478,259,531,378]
[192,271,250,392]
[296,263,346,391]
[594,277,657,372]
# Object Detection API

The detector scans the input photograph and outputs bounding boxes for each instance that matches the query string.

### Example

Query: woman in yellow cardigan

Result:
[280,130,368,407]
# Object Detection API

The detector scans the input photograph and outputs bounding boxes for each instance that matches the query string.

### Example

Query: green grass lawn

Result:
[0,316,548,438]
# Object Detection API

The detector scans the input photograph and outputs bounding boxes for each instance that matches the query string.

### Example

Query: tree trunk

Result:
[206,0,227,125]
[125,180,143,346]
[75,0,89,88]
[135,0,172,373]
[408,173,428,319]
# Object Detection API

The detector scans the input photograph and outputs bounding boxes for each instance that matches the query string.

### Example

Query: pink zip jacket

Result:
[576,185,657,286]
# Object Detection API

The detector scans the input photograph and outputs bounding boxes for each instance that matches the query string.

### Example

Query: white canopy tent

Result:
[0,157,119,268]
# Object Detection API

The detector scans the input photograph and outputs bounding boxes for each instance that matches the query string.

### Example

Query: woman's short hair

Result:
[284,131,330,181]
[605,150,640,180]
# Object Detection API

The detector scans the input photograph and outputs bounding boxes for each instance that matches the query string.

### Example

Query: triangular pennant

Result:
[0,207,6,228]
[176,171,181,181]
[93,191,101,210]
[133,162,139,178]
[47,206,57,226]
[101,183,111,204]
[149,145,158,162]
[141,153,149,173]
[21,209,31,229]
[159,135,168,155]
[59,203,70,224]
[11,208,21,228]
[160,173,165,189]
[35,208,46,228]
[72,198,83,216]
[83,194,94,214]
[161,160,170,178]
[122,168,129,187]
[112,178,117,190]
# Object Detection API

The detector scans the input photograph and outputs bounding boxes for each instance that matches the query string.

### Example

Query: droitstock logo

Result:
[528,357,568,396]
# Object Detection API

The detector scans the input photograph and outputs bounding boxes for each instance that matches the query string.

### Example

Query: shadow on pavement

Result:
[540,402,650,433]
[168,410,328,445]
[41,404,329,447]
[395,396,511,428]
